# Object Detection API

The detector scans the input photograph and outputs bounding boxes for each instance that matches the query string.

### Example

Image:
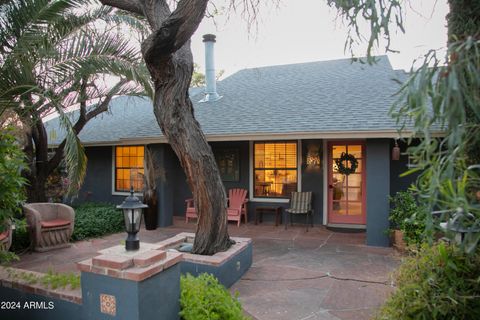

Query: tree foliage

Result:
[190,63,224,87]
[0,128,27,230]
[327,0,404,61]
[392,4,480,252]
[0,0,152,200]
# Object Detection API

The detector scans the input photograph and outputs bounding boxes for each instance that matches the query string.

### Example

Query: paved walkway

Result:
[12,219,400,320]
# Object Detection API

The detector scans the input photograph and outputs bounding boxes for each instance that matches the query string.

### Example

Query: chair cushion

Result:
[41,219,71,228]
[0,230,8,241]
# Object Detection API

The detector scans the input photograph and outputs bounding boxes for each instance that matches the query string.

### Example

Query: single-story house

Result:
[46,37,424,247]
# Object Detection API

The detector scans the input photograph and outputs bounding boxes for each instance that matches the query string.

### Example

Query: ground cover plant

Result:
[180,273,249,320]
[72,202,124,241]
[6,268,80,290]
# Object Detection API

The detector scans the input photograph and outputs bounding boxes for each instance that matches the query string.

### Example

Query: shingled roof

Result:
[46,56,409,146]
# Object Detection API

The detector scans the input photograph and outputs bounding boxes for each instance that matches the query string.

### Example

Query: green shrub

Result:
[180,273,249,320]
[0,129,27,232]
[375,243,480,320]
[72,203,124,241]
[389,190,427,246]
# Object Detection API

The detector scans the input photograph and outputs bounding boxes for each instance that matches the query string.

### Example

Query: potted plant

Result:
[141,148,164,230]
[389,190,426,251]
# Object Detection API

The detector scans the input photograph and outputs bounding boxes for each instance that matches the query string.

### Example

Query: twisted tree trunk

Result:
[100,0,232,254]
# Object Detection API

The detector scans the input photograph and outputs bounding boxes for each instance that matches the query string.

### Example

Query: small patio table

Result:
[255,206,282,226]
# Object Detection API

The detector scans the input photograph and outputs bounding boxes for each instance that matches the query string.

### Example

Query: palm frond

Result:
[54,105,87,195]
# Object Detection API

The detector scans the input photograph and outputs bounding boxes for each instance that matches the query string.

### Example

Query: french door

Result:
[327,142,366,225]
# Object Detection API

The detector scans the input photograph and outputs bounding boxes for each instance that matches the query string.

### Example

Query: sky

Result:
[189,0,449,77]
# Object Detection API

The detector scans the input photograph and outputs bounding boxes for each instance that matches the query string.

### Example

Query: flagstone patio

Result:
[11,218,400,320]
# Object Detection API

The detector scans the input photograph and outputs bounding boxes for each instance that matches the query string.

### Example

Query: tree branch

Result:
[86,79,128,120]
[98,0,144,15]
[47,78,129,174]
[142,0,208,65]
[143,0,170,30]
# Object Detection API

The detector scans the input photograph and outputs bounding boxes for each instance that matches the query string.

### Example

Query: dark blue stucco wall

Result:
[149,144,175,227]
[0,287,82,320]
[366,139,390,246]
[79,140,326,227]
[389,139,419,197]
[211,141,250,192]
[181,242,253,288]
[169,141,253,220]
[301,139,324,224]
[81,264,180,320]
[75,146,125,205]
[78,138,417,240]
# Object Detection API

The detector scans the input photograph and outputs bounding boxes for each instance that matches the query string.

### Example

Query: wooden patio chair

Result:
[285,192,313,231]
[227,188,248,227]
[184,198,198,223]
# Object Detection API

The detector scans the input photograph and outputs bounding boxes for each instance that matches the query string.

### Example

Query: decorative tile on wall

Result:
[100,293,116,316]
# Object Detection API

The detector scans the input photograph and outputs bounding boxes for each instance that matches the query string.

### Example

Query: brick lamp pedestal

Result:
[77,243,182,320]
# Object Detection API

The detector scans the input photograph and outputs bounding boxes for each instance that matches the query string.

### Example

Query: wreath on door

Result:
[335,152,358,176]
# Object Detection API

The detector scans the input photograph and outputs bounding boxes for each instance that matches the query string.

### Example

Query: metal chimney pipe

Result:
[200,34,222,102]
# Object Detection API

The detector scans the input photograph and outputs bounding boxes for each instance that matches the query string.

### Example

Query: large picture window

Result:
[115,146,144,192]
[254,141,297,198]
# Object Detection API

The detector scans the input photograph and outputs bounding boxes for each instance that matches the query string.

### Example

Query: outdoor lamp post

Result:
[117,187,148,251]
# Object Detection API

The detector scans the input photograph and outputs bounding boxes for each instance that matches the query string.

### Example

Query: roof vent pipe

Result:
[199,34,222,102]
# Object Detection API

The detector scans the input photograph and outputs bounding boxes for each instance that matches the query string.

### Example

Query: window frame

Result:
[111,145,145,196]
[249,140,302,202]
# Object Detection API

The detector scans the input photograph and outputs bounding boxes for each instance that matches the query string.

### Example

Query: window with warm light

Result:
[115,146,145,192]
[254,142,298,198]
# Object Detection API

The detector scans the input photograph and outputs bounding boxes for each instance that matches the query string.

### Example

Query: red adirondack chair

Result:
[227,188,248,227]
[184,198,197,223]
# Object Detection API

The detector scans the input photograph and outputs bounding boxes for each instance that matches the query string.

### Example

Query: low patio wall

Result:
[0,234,252,319]
[155,232,253,288]
[0,267,82,320]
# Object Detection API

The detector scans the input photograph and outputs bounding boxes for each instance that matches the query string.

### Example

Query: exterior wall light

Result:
[117,187,148,251]
[392,140,400,161]
[306,146,321,167]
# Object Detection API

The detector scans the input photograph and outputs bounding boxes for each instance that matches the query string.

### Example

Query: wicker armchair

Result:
[23,203,75,252]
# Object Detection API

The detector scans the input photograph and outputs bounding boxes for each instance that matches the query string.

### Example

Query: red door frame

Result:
[327,141,367,225]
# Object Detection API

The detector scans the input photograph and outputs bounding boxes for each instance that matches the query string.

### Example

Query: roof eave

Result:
[47,129,445,147]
